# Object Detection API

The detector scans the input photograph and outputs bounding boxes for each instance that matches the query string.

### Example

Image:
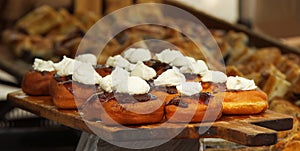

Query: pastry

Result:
[50,55,100,109]
[21,58,55,95]
[91,67,165,125]
[50,75,98,109]
[100,93,164,125]
[222,76,268,114]
[165,92,222,123]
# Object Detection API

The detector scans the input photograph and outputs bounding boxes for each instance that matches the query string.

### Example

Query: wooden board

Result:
[7,90,293,146]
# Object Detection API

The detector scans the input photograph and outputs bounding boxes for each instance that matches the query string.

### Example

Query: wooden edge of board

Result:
[6,90,293,146]
[207,121,277,146]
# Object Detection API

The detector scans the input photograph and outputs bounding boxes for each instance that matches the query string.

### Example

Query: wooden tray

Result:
[7,90,293,146]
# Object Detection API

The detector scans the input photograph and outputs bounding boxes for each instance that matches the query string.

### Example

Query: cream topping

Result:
[180,59,208,76]
[176,82,203,96]
[154,49,184,64]
[130,61,156,80]
[99,75,113,93]
[127,63,137,72]
[32,58,55,72]
[154,67,185,86]
[123,48,152,63]
[111,67,130,89]
[75,53,97,65]
[53,56,76,76]
[72,62,102,85]
[226,76,257,90]
[116,76,150,95]
[105,55,131,69]
[201,70,227,83]
[170,56,193,67]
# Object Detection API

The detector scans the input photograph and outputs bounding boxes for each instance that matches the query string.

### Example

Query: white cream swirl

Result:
[154,67,185,86]
[176,82,202,96]
[171,56,195,67]
[75,53,97,65]
[201,70,227,83]
[99,67,130,93]
[123,48,151,63]
[116,76,150,95]
[226,76,257,90]
[100,66,151,94]
[53,56,76,76]
[111,67,130,89]
[32,58,55,72]
[154,49,184,64]
[72,62,102,85]
[105,55,130,69]
[99,75,113,93]
[130,61,156,80]
[180,60,208,76]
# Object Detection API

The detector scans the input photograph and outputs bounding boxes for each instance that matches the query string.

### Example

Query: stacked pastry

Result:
[213,30,300,102]
[22,48,268,125]
[2,5,99,62]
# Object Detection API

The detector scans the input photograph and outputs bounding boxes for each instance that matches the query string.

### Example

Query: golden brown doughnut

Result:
[165,93,223,123]
[49,76,97,109]
[21,70,55,96]
[100,93,165,125]
[221,90,268,115]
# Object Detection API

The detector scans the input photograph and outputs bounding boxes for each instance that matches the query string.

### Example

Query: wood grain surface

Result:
[7,90,293,146]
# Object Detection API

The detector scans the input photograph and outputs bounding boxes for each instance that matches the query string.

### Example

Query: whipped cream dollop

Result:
[53,56,76,76]
[130,61,156,80]
[102,67,150,94]
[105,55,130,69]
[99,67,130,93]
[154,49,184,64]
[123,48,151,63]
[32,58,55,72]
[99,75,113,93]
[111,67,130,88]
[171,56,195,67]
[226,76,257,90]
[201,70,227,83]
[75,53,97,65]
[116,76,150,95]
[180,60,208,76]
[154,67,185,86]
[72,62,102,85]
[176,82,202,96]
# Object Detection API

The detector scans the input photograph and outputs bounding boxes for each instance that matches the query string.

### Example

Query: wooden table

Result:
[7,91,293,146]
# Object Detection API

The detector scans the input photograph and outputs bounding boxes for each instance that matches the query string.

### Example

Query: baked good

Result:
[222,76,268,115]
[150,63,223,123]
[50,55,100,109]
[21,58,55,96]
[100,93,164,125]
[49,75,98,109]
[22,70,55,96]
[16,5,63,35]
[222,90,268,115]
[165,92,222,123]
[94,66,165,125]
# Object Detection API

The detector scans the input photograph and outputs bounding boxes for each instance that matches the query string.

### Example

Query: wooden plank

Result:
[7,90,293,146]
[7,91,92,133]
[219,111,294,131]
[206,121,277,146]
